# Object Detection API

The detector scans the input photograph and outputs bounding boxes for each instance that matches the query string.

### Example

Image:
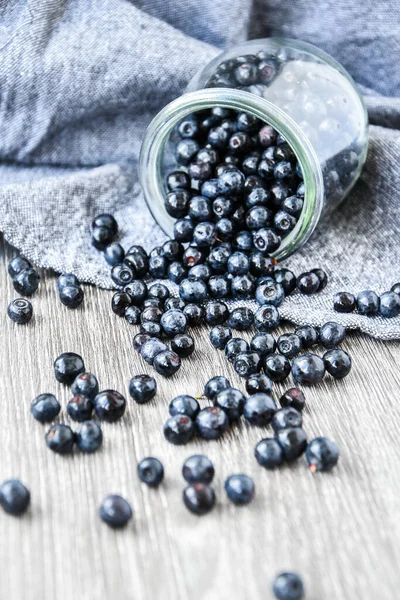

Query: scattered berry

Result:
[76,421,103,453]
[163,415,195,445]
[225,474,255,505]
[45,424,75,454]
[129,375,157,403]
[99,494,132,528]
[255,438,283,469]
[54,352,85,384]
[0,479,30,516]
[182,455,215,484]
[183,483,215,515]
[31,393,61,423]
[7,298,33,324]
[137,457,164,486]
[94,390,126,422]
[306,437,339,472]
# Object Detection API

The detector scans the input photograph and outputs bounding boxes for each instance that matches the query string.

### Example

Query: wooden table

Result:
[0,238,399,600]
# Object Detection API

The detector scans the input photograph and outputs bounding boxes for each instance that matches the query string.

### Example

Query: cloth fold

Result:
[0,0,399,338]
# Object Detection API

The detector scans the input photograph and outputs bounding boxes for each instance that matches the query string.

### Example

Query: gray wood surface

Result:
[0,236,399,600]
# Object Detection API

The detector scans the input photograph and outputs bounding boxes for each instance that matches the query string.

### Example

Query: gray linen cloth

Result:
[0,0,399,339]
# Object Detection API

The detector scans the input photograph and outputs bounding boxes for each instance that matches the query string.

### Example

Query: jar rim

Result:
[139,87,324,260]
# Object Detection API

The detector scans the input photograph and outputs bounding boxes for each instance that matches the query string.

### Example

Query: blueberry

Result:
[245,186,269,208]
[264,353,291,382]
[319,322,346,348]
[225,474,255,505]
[124,252,148,278]
[67,394,93,422]
[204,375,231,400]
[208,274,231,298]
[229,131,252,155]
[379,291,400,318]
[132,333,151,352]
[160,309,188,338]
[196,407,229,440]
[141,306,163,324]
[174,218,195,242]
[218,167,245,195]
[246,206,272,230]
[214,387,245,421]
[168,261,187,284]
[292,354,325,385]
[13,268,40,296]
[179,278,207,303]
[294,325,319,348]
[253,228,281,253]
[205,301,229,326]
[124,280,147,305]
[276,427,307,462]
[193,222,217,247]
[164,189,190,218]
[311,268,328,291]
[281,195,303,217]
[274,269,297,295]
[207,245,231,272]
[137,457,164,486]
[163,415,194,445]
[357,290,379,315]
[296,271,320,295]
[188,160,212,181]
[45,424,75,454]
[8,256,32,278]
[254,306,280,331]
[59,285,84,308]
[228,307,254,330]
[234,351,261,378]
[246,373,273,395]
[140,322,162,337]
[208,126,229,149]
[280,388,306,412]
[227,252,250,276]
[171,333,195,358]
[0,480,30,516]
[249,253,275,278]
[197,146,219,165]
[183,483,215,515]
[188,265,211,284]
[167,171,191,193]
[258,125,277,147]
[183,303,204,326]
[234,230,254,252]
[165,297,186,311]
[153,350,181,377]
[92,213,118,234]
[54,352,85,384]
[272,407,302,433]
[124,305,141,325]
[188,196,212,222]
[94,390,126,422]
[306,437,339,472]
[243,393,277,426]
[273,572,304,600]
[255,438,283,469]
[91,226,115,250]
[323,349,352,379]
[99,495,132,528]
[148,255,168,278]
[178,117,198,139]
[210,325,232,350]
[182,455,214,484]
[111,263,135,287]
[104,242,125,266]
[140,338,168,365]
[255,280,285,306]
[126,244,147,258]
[277,333,302,358]
[7,298,33,324]
[169,395,200,419]
[111,291,132,316]
[201,178,220,199]
[175,139,200,165]
[250,333,276,358]
[213,196,234,218]
[391,282,400,295]
[129,374,157,404]
[31,393,61,423]
[57,272,79,290]
[225,337,249,362]
[76,421,103,453]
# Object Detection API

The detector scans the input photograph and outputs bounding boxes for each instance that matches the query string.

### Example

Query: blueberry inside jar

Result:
[140,38,368,260]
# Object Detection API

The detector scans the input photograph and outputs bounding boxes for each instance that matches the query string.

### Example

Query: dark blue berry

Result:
[111,291,132,316]
[207,245,231,272]
[92,214,118,234]
[167,170,191,191]
[323,349,352,379]
[100,495,132,528]
[124,252,148,278]
[311,268,328,290]
[125,305,141,325]
[165,297,185,311]
[218,167,245,195]
[228,307,254,330]
[140,322,162,337]
[126,245,147,258]
[208,275,231,298]
[253,228,281,253]
[379,291,400,318]
[141,306,163,324]
[164,189,190,218]
[274,269,297,295]
[59,285,84,308]
[306,437,339,472]
[188,196,212,222]
[273,572,304,600]
[227,252,249,275]
[176,139,200,165]
[188,264,211,282]
[272,407,302,433]
[225,474,255,505]
[178,117,198,139]
[67,394,93,422]
[7,298,33,324]
[234,351,261,377]
[297,271,320,295]
[201,178,220,199]
[174,218,195,242]
[148,255,168,278]
[45,424,75,454]
[229,131,252,154]
[0,480,30,516]
[245,186,269,208]
[250,333,276,358]
[182,455,214,484]
[92,226,115,250]
[213,196,234,218]
[57,273,79,290]
[76,421,103,453]
[169,395,200,419]
[255,279,285,307]
[164,414,194,445]
[31,393,61,423]
[204,375,231,400]
[294,325,319,348]
[391,282,400,295]
[8,256,31,278]
[214,387,245,421]
[249,253,275,278]
[140,338,168,364]
[356,290,379,315]
[246,206,272,230]
[54,352,85,384]
[210,325,232,350]
[129,374,157,404]
[193,222,217,247]
[255,438,283,469]
[171,333,195,357]
[197,146,219,165]
[280,388,305,412]
[276,427,307,462]
[254,306,280,331]
[281,195,303,217]
[153,350,181,377]
[183,483,215,515]
[132,333,151,352]
[292,354,325,385]
[243,393,277,426]
[183,303,204,326]
[124,280,147,305]
[111,263,135,287]
[258,124,277,147]
[183,247,205,269]
[13,268,40,296]
[137,457,164,486]
[188,160,212,181]
[94,390,126,422]
[168,261,187,284]
[204,301,229,326]
[246,373,272,395]
[196,407,229,440]
[234,230,254,252]
[264,353,291,382]
[179,278,207,302]
[225,337,249,362]
[104,243,125,266]
[208,126,229,149]
[277,333,302,358]
[319,322,346,348]
[160,309,188,337]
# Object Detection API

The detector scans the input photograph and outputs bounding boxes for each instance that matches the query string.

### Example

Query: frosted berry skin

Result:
[93,390,126,422]
[196,407,229,440]
[0,480,31,516]
[8,256,32,278]
[76,421,103,453]
[104,242,125,266]
[323,349,352,379]
[31,393,61,423]
[45,424,75,454]
[224,474,255,505]
[92,213,118,234]
[129,375,157,404]
[137,457,164,487]
[296,271,320,295]
[250,333,276,358]
[272,572,304,600]
[99,495,132,528]
[160,309,188,337]
[255,438,284,469]
[54,352,85,384]
[243,393,277,426]
[7,298,33,324]
[171,333,195,357]
[277,333,302,358]
[306,437,339,472]
[234,351,262,378]
[294,325,319,348]
[163,415,195,445]
[264,353,291,382]
[245,373,273,395]
[182,455,215,484]
[183,483,216,515]
[272,407,302,433]
[254,306,280,331]
[292,354,325,385]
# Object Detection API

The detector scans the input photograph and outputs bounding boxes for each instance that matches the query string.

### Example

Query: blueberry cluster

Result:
[8,255,40,296]
[334,284,400,318]
[57,273,84,309]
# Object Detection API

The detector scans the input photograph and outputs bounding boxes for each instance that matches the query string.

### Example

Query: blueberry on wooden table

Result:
[93,390,126,422]
[59,285,84,309]
[56,271,79,290]
[196,407,229,440]
[277,333,302,358]
[141,323,162,339]
[67,394,94,422]
[183,303,204,326]
[227,307,254,330]
[140,338,168,365]
[31,393,61,423]
[7,298,33,324]
[76,421,103,453]
[129,375,157,404]
[132,333,151,352]
[243,393,277,426]
[292,354,325,385]
[111,291,132,316]
[319,321,346,348]
[306,437,339,472]
[179,278,208,303]
[272,407,303,433]
[210,325,232,350]
[214,387,245,422]
[234,351,262,377]
[279,388,306,412]
[254,305,280,331]
[8,256,32,278]
[333,291,356,313]
[254,438,283,469]
[323,349,352,379]
[99,495,132,528]
[13,268,40,296]
[203,375,231,400]
[169,395,200,419]
[0,480,30,516]
[264,353,291,382]
[163,415,195,445]
[183,483,216,516]
[294,325,319,348]
[125,306,141,325]
[153,350,181,377]
[273,572,304,600]
[275,427,307,462]
[182,455,215,485]
[225,338,249,362]
[123,280,147,305]
[245,373,273,395]
[250,333,276,358]
[45,424,75,454]
[160,309,188,337]
[225,474,255,505]
[171,333,195,358]
[204,301,229,326]
[137,457,164,487]
[54,352,85,384]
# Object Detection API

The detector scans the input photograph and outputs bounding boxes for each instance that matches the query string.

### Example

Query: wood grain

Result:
[0,237,399,600]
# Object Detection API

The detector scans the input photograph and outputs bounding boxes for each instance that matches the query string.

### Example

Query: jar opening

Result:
[139,88,324,260]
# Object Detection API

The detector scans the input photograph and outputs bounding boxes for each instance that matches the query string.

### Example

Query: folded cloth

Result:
[0,0,399,339]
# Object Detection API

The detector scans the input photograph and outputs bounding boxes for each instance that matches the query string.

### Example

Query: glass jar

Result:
[139,37,368,260]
